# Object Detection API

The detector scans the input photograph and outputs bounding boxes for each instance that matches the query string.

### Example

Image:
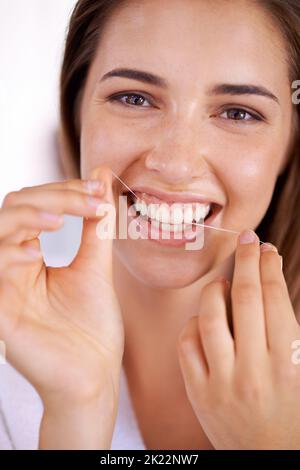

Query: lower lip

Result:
[126,203,219,248]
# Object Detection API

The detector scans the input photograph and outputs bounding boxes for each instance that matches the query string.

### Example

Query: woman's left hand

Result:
[177,229,300,450]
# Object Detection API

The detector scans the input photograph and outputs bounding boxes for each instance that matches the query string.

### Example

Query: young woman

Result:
[0,0,300,450]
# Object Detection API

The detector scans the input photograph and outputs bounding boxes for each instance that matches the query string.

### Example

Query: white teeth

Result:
[184,204,193,224]
[170,204,184,224]
[148,204,157,219]
[132,197,212,225]
[155,203,170,224]
[195,204,210,221]
[134,201,148,216]
[170,223,184,232]
[140,201,147,217]
[151,220,160,230]
[134,201,141,213]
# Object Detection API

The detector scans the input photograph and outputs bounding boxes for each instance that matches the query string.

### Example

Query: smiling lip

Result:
[125,186,224,206]
[120,185,223,247]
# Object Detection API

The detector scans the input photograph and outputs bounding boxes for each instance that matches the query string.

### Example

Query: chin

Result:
[114,238,214,289]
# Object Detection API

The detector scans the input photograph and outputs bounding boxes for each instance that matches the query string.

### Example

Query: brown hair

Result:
[59,0,300,314]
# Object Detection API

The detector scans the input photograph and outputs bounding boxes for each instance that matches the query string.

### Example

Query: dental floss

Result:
[111,171,268,246]
[112,171,139,200]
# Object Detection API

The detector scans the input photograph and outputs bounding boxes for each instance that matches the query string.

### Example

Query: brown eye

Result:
[109,93,152,108]
[220,108,262,122]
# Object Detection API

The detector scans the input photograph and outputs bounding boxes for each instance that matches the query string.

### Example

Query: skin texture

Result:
[0,168,125,449]
[76,0,298,448]
[79,0,294,288]
[0,0,299,450]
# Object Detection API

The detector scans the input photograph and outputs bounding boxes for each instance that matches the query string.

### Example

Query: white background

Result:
[0,0,82,265]
[0,0,77,202]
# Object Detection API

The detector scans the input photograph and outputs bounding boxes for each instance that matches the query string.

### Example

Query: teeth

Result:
[170,204,184,224]
[155,203,170,224]
[170,223,185,232]
[132,197,211,224]
[134,201,147,216]
[148,204,157,219]
[151,220,160,230]
[195,204,210,221]
[140,201,147,217]
[184,204,193,224]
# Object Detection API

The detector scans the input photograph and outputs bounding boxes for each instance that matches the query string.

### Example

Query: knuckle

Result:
[274,362,299,386]
[231,282,257,304]
[177,319,198,347]
[2,191,18,208]
[178,330,196,347]
[262,279,282,297]
[209,388,231,411]
[70,190,88,207]
[204,279,224,293]
[235,376,265,405]
[200,279,225,302]
[198,312,220,334]
[18,205,39,220]
[238,248,256,261]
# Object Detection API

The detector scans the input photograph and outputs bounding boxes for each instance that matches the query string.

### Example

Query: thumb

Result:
[71,165,116,281]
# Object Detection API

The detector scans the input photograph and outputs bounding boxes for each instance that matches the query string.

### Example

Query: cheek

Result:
[219,141,279,208]
[215,140,282,232]
[80,116,153,179]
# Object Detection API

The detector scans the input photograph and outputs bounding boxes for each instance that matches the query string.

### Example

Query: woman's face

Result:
[79,0,295,288]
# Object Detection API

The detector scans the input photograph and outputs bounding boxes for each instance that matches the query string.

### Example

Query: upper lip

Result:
[123,185,224,206]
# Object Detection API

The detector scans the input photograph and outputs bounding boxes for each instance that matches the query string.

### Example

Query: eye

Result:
[108,92,152,108]
[219,107,263,122]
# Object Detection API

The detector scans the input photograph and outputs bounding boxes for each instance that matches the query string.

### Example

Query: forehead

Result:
[91,0,290,93]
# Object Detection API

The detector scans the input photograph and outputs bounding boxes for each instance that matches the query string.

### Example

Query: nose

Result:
[144,118,209,185]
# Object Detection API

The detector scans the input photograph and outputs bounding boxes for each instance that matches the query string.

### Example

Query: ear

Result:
[57,125,80,180]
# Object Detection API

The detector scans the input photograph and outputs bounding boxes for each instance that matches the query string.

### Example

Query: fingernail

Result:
[260,243,278,253]
[239,229,257,245]
[280,256,283,271]
[24,247,43,259]
[84,180,105,194]
[87,196,103,208]
[40,212,64,223]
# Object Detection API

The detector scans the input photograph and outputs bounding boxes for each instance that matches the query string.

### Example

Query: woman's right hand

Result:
[0,165,125,449]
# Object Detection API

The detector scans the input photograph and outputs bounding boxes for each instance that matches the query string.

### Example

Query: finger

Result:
[231,230,267,362]
[0,242,43,270]
[71,165,116,281]
[177,316,209,402]
[260,244,298,355]
[0,205,64,243]
[1,188,105,220]
[18,178,105,195]
[198,279,235,381]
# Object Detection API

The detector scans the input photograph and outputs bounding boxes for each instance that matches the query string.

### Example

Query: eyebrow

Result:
[100,67,279,104]
[207,83,280,105]
[100,68,168,88]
